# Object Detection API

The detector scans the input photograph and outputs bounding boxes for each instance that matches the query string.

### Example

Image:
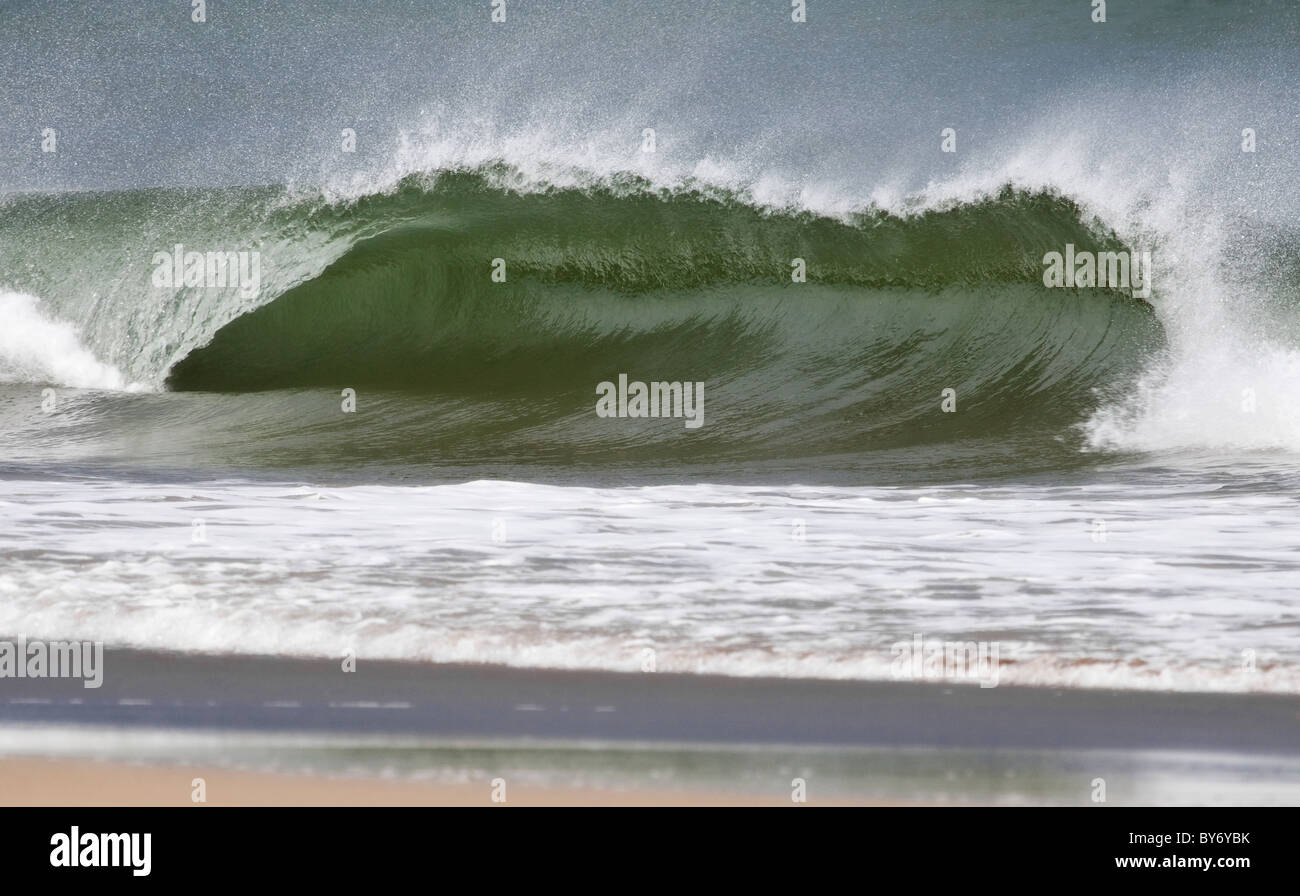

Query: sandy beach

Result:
[0,756,895,806]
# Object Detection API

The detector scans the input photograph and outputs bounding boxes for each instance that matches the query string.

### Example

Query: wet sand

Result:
[3,646,1300,805]
[1,646,1298,753]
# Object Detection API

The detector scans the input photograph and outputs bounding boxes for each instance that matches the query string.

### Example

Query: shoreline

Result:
[1,645,1298,753]
[4,646,1300,805]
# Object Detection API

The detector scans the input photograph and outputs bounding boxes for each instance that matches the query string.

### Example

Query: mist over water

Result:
[0,0,1298,689]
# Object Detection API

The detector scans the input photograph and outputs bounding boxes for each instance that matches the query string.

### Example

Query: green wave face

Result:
[161,174,1160,459]
[0,172,1162,472]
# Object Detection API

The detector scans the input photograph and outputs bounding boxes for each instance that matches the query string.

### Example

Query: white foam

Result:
[1085,340,1300,453]
[2,477,1298,694]
[888,123,1300,458]
[0,290,137,391]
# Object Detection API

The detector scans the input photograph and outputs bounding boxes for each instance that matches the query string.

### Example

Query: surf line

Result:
[596,374,704,429]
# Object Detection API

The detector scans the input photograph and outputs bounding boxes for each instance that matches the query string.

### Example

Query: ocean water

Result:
[1,0,1298,693]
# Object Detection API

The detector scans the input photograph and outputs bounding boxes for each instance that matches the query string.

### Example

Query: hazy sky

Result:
[0,0,1294,197]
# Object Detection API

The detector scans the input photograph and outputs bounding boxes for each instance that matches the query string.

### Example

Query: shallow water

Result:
[2,449,1297,691]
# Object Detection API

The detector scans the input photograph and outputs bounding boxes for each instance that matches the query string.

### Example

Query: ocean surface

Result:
[1,0,1298,693]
